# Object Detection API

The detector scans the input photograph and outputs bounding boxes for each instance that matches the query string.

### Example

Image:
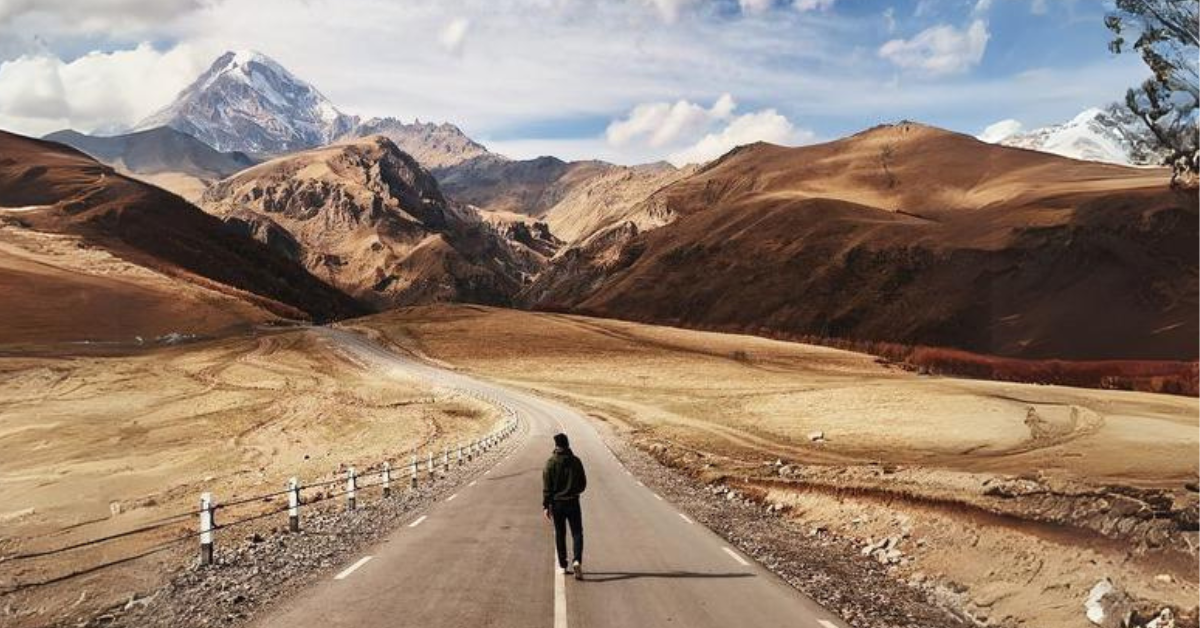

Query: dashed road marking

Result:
[469,480,477,487]
[334,555,373,580]
[818,621,839,628]
[653,493,663,501]
[636,480,644,487]
[408,515,428,528]
[447,493,458,502]
[722,547,750,566]
[678,513,693,524]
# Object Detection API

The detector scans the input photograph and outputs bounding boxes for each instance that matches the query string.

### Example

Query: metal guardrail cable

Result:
[217,486,296,509]
[0,516,195,563]
[0,422,518,590]
[0,535,191,594]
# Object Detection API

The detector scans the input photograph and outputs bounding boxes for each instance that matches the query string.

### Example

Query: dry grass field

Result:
[0,328,496,625]
[353,304,1200,628]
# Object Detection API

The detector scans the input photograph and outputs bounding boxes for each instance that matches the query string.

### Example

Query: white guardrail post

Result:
[457,443,464,466]
[346,467,357,511]
[428,452,435,480]
[383,462,392,498]
[199,492,214,566]
[288,477,300,532]
[410,455,418,489]
[442,448,450,474]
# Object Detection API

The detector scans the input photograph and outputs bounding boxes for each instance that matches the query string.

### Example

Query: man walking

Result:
[543,432,586,579]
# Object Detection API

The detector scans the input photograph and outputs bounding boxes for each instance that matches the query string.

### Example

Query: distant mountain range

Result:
[134,50,357,155]
[979,103,1167,167]
[13,50,1193,364]
[131,50,489,169]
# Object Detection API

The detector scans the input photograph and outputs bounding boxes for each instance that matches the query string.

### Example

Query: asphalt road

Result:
[251,328,848,628]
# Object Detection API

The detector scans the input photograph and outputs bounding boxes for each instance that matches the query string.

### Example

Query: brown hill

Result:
[202,136,534,308]
[0,130,361,345]
[526,122,1198,362]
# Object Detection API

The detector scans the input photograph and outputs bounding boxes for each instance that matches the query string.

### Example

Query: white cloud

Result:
[793,0,835,11]
[606,93,735,148]
[1030,0,1047,15]
[976,118,1023,142]
[439,17,470,56]
[0,0,1152,166]
[668,108,812,165]
[607,93,812,166]
[883,7,896,33]
[972,0,993,15]
[646,0,696,23]
[0,0,204,30]
[878,19,989,76]
[740,0,774,15]
[0,43,203,136]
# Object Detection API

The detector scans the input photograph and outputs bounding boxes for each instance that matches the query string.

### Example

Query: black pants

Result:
[550,499,583,567]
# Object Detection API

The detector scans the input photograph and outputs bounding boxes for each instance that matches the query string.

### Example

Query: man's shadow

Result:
[579,571,754,583]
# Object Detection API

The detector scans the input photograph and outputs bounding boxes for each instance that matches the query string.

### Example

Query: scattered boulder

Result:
[1145,608,1175,628]
[1085,578,1133,628]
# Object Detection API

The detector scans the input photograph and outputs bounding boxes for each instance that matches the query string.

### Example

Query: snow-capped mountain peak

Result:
[135,50,357,154]
[977,103,1166,167]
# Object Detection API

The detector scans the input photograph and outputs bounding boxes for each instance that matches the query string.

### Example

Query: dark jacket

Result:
[543,447,587,508]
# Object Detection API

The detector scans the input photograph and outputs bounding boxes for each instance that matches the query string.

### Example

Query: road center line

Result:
[678,513,693,524]
[447,493,458,502]
[553,558,567,628]
[408,515,428,528]
[722,547,750,566]
[333,555,373,580]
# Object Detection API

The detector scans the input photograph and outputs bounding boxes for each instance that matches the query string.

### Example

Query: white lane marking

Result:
[469,480,477,487]
[553,558,567,628]
[636,480,644,487]
[334,555,373,580]
[678,513,693,524]
[818,621,839,628]
[625,470,632,476]
[722,547,750,566]
[408,515,428,528]
[652,493,663,501]
[447,493,458,502]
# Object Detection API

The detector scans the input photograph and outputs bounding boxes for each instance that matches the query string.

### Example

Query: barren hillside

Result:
[526,122,1198,362]
[0,131,361,345]
[202,135,535,308]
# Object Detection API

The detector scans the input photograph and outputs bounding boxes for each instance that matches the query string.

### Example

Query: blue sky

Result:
[0,0,1151,165]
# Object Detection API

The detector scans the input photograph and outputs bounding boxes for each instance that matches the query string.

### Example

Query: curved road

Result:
[252,328,847,628]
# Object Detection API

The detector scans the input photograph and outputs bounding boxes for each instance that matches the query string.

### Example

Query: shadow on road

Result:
[580,571,754,583]
[485,469,534,481]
